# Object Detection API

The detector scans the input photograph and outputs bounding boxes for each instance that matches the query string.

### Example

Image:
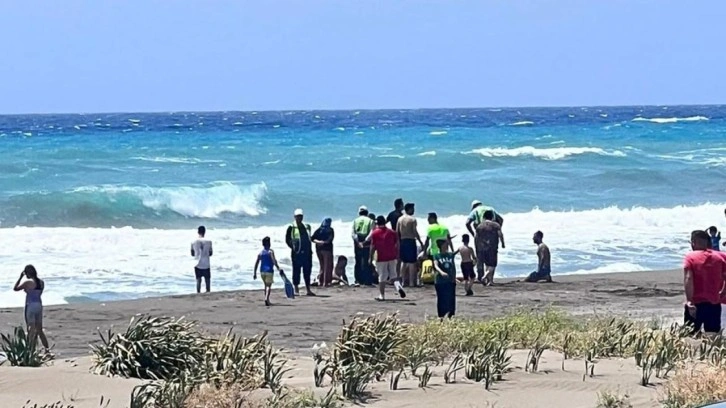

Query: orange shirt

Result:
[684,249,726,305]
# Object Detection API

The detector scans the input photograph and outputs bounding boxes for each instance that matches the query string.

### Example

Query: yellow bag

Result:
[421,259,435,284]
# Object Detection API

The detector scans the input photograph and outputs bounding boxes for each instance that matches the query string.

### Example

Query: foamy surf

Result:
[467,146,626,160]
[632,116,709,124]
[1,202,722,308]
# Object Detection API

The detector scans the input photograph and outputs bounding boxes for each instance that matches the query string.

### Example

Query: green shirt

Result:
[352,216,374,241]
[427,223,449,256]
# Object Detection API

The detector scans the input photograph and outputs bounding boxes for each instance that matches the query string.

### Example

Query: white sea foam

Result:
[430,130,448,136]
[378,154,405,159]
[510,121,534,126]
[632,116,709,124]
[131,156,225,164]
[417,151,437,156]
[76,182,268,218]
[467,146,626,160]
[1,202,722,308]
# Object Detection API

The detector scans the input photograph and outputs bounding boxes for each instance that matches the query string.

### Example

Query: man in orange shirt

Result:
[684,230,726,336]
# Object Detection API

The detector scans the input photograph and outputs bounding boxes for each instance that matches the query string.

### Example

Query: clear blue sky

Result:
[1,1,723,113]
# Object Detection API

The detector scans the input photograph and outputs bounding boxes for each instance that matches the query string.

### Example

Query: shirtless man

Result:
[456,234,476,296]
[525,231,552,282]
[397,203,424,287]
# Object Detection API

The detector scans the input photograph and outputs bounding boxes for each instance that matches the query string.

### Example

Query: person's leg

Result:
[476,251,485,283]
[25,308,38,349]
[194,268,202,293]
[684,304,701,335]
[264,282,272,304]
[434,284,446,319]
[304,254,315,295]
[448,282,456,318]
[36,311,49,350]
[361,247,372,285]
[316,251,324,285]
[292,256,302,294]
[323,251,334,286]
[703,303,722,336]
[353,246,363,285]
[376,261,386,300]
[204,269,211,292]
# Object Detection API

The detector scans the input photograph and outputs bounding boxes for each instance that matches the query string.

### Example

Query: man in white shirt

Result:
[191,225,213,293]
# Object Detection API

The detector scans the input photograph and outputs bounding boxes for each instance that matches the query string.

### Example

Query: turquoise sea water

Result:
[0,106,724,306]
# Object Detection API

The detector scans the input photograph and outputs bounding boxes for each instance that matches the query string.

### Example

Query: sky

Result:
[1,1,724,114]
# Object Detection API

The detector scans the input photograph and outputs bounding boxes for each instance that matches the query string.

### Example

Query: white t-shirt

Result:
[191,239,213,269]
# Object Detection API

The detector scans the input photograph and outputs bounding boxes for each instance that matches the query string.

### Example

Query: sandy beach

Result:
[0,269,684,407]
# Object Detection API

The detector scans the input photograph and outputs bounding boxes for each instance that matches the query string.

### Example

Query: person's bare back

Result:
[537,243,551,270]
[458,245,475,263]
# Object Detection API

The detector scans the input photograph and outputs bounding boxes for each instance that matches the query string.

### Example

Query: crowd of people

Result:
[10,206,726,354]
[250,198,552,318]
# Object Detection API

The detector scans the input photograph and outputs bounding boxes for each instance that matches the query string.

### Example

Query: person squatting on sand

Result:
[433,239,457,319]
[368,215,406,301]
[397,202,423,287]
[191,226,213,294]
[525,231,552,283]
[285,209,316,296]
[312,218,335,287]
[13,265,50,351]
[475,210,505,286]
[683,229,726,336]
[352,206,375,286]
[254,237,284,306]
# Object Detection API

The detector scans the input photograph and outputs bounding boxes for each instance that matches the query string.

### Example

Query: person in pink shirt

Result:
[684,230,726,336]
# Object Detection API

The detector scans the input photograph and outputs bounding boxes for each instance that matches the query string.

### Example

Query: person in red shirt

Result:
[369,216,406,301]
[684,230,726,336]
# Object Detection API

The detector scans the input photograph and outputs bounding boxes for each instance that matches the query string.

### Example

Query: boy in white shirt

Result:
[191,225,213,293]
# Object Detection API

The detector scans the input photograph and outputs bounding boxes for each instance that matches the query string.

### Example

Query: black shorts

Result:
[684,303,721,334]
[478,248,498,268]
[461,262,475,280]
[194,267,210,280]
[400,239,418,263]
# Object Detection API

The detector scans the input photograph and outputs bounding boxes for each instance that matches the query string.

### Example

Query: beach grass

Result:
[33,308,724,407]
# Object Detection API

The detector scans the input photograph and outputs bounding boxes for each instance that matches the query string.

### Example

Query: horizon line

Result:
[1,102,724,117]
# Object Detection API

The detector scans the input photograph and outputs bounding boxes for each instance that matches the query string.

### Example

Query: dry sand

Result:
[0,269,684,407]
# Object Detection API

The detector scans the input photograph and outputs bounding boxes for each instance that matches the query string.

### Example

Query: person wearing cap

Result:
[285,209,316,296]
[466,200,503,281]
[352,206,375,286]
[466,200,503,238]
[397,202,423,287]
[423,212,453,259]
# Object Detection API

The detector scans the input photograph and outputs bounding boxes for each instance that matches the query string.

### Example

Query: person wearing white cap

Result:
[285,209,316,296]
[352,205,375,286]
[466,200,503,282]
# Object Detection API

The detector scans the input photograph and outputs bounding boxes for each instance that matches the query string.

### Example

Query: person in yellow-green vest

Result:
[285,209,316,296]
[423,212,454,259]
[352,205,375,286]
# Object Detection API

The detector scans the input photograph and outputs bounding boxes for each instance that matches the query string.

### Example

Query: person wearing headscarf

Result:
[312,217,335,287]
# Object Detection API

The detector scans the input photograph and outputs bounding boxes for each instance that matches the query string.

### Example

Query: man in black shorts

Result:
[396,203,423,287]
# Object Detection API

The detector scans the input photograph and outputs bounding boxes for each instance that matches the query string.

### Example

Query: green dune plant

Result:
[0,326,53,367]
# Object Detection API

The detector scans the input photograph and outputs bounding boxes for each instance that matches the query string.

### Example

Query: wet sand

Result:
[0,269,684,358]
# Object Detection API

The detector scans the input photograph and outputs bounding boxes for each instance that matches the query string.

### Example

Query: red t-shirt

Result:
[370,227,398,262]
[684,249,726,305]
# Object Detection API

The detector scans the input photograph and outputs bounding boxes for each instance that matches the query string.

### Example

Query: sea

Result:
[1,106,725,308]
